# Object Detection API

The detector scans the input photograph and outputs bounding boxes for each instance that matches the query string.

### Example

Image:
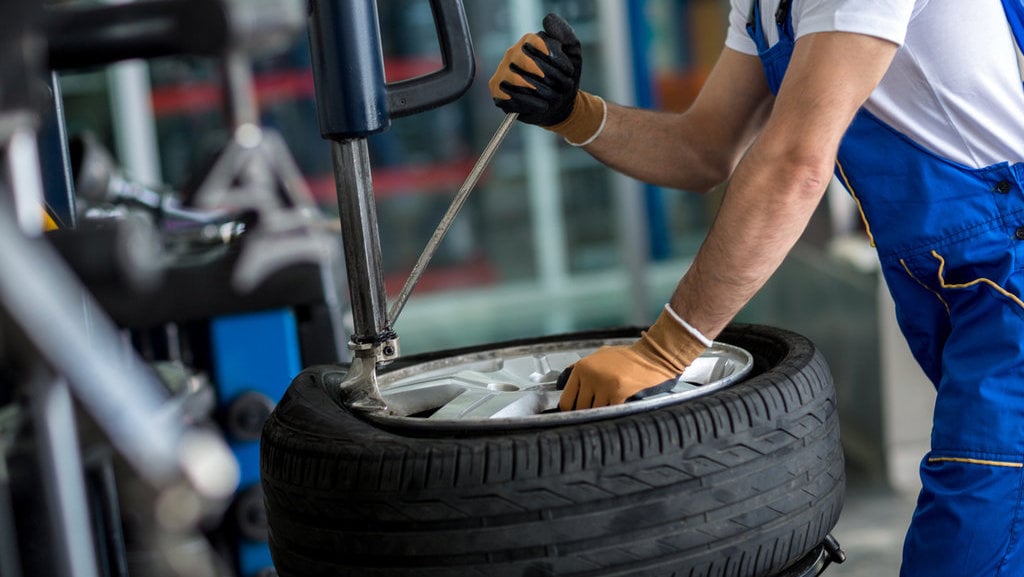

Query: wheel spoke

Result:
[428,389,556,420]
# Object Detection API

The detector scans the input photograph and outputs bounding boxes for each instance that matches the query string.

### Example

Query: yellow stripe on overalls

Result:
[900,258,951,316]
[835,160,876,247]
[928,456,1024,468]
[932,250,1024,311]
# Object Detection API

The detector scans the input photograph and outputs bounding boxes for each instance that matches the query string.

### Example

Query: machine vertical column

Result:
[307,0,472,369]
[308,0,394,354]
[331,139,391,348]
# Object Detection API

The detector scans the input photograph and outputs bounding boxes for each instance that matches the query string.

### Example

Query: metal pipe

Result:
[511,0,570,336]
[599,0,650,325]
[0,182,237,500]
[108,57,163,186]
[331,139,389,346]
[5,120,47,236]
[221,49,260,130]
[388,112,517,326]
[29,369,101,577]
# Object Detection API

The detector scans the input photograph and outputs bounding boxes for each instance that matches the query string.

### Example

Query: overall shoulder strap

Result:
[746,0,795,50]
[1000,0,1024,81]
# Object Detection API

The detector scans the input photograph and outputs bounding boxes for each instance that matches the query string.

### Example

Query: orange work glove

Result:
[488,13,606,146]
[558,306,710,411]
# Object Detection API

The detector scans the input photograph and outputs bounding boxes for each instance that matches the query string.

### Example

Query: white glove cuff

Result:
[662,304,713,348]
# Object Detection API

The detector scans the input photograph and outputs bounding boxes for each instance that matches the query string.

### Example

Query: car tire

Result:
[260,323,844,577]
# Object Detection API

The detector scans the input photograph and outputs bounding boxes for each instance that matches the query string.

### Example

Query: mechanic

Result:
[490,1,1024,575]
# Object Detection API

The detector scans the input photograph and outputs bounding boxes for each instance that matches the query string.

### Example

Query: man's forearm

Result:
[582,104,733,192]
[580,48,773,192]
[669,145,834,339]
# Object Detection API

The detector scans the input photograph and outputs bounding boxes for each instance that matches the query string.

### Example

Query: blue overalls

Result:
[748,1,1024,575]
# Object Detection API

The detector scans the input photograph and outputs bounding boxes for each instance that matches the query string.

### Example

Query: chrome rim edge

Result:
[360,338,754,430]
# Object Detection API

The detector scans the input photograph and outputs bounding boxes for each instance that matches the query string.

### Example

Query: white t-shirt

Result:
[725,0,1024,167]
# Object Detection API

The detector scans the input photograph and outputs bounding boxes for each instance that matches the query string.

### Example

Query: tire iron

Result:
[386,112,518,327]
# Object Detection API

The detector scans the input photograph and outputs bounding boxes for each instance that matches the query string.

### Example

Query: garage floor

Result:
[826,470,919,576]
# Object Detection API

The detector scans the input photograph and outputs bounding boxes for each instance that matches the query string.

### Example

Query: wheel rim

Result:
[365,337,753,430]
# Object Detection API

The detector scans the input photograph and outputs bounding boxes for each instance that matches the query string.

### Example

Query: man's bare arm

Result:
[669,32,899,338]
[583,47,775,192]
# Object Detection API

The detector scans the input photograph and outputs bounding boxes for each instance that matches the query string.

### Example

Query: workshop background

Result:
[50,0,925,575]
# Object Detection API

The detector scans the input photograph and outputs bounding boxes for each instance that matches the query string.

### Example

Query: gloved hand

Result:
[488,13,606,145]
[558,306,709,411]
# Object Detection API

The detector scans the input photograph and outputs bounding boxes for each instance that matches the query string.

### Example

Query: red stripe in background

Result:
[150,58,443,117]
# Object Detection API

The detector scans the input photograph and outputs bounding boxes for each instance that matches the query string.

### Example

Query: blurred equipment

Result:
[70,132,227,226]
[0,0,347,576]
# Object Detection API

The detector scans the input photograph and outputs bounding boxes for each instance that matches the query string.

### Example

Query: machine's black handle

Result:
[386,0,475,119]
[307,0,475,140]
[46,0,230,70]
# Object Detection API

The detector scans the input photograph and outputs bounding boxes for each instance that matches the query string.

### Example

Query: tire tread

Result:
[262,324,844,577]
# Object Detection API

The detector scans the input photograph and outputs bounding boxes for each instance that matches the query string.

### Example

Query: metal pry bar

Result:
[387,112,517,326]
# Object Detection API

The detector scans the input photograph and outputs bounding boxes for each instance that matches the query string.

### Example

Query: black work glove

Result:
[488,14,605,144]
[488,13,581,126]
